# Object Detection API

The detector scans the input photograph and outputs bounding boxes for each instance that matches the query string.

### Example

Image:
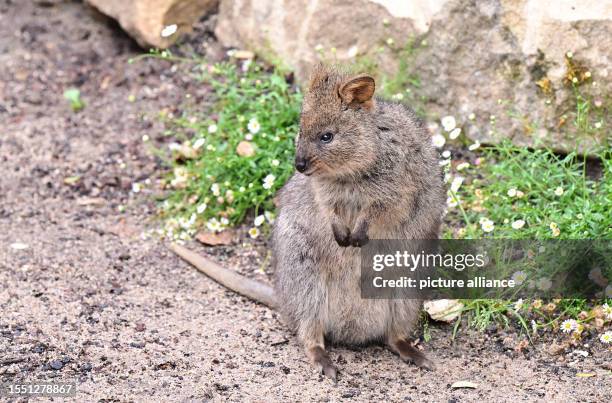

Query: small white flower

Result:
[511,271,527,285]
[554,186,564,196]
[271,159,280,167]
[142,134,150,142]
[441,116,456,132]
[449,128,461,139]
[248,118,261,134]
[566,51,573,59]
[245,133,253,141]
[439,159,451,166]
[594,121,602,129]
[601,331,612,344]
[192,138,206,150]
[248,227,260,239]
[386,37,395,46]
[442,150,451,159]
[196,203,207,214]
[314,44,324,52]
[169,142,181,151]
[211,183,220,197]
[208,124,218,134]
[446,196,458,208]
[511,219,525,230]
[536,277,552,291]
[513,299,524,311]
[206,144,215,151]
[560,319,577,333]
[468,141,481,151]
[456,162,470,171]
[161,24,178,38]
[602,303,612,320]
[264,211,276,224]
[220,217,229,226]
[241,59,252,72]
[206,218,221,232]
[263,174,276,190]
[131,183,141,193]
[392,93,404,101]
[431,134,446,148]
[450,176,464,193]
[468,113,476,120]
[347,45,359,58]
[507,188,517,197]
[481,219,495,233]
[550,222,560,237]
[254,215,265,227]
[239,186,246,192]
[572,77,578,84]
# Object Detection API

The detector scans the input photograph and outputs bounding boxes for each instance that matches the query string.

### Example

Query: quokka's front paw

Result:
[348,224,369,247]
[332,223,351,247]
[349,231,369,247]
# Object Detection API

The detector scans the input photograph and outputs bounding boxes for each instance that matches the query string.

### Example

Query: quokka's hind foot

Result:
[388,337,436,371]
[306,345,339,382]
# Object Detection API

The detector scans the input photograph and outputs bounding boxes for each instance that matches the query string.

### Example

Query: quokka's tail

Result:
[169,243,277,308]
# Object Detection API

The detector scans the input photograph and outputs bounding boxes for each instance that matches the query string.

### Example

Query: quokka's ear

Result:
[339,74,375,110]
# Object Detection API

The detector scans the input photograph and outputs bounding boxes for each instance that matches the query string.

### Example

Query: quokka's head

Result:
[295,64,378,178]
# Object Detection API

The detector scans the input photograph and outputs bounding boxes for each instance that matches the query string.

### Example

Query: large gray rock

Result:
[86,0,218,48]
[216,0,611,152]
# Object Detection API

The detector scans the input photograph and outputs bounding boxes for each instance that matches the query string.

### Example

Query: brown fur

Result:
[171,64,445,380]
[273,64,445,378]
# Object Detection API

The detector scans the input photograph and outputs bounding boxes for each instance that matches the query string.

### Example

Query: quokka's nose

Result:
[295,157,309,173]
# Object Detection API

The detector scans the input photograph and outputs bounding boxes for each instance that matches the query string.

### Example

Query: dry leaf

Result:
[424,299,464,322]
[547,340,568,356]
[236,141,255,157]
[174,142,198,160]
[63,176,80,185]
[451,381,477,389]
[232,50,255,59]
[196,230,234,246]
[77,197,106,206]
[514,339,529,353]
[576,373,596,378]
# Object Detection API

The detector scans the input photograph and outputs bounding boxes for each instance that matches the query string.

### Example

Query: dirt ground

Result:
[0,1,610,402]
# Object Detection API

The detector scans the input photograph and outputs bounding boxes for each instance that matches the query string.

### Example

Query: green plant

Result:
[63,88,85,112]
[445,142,611,239]
[437,82,611,336]
[157,61,301,239]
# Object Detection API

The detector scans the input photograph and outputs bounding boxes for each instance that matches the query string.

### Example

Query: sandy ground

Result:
[0,1,610,401]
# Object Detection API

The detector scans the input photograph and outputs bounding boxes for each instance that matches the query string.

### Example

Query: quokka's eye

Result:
[320,132,334,144]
